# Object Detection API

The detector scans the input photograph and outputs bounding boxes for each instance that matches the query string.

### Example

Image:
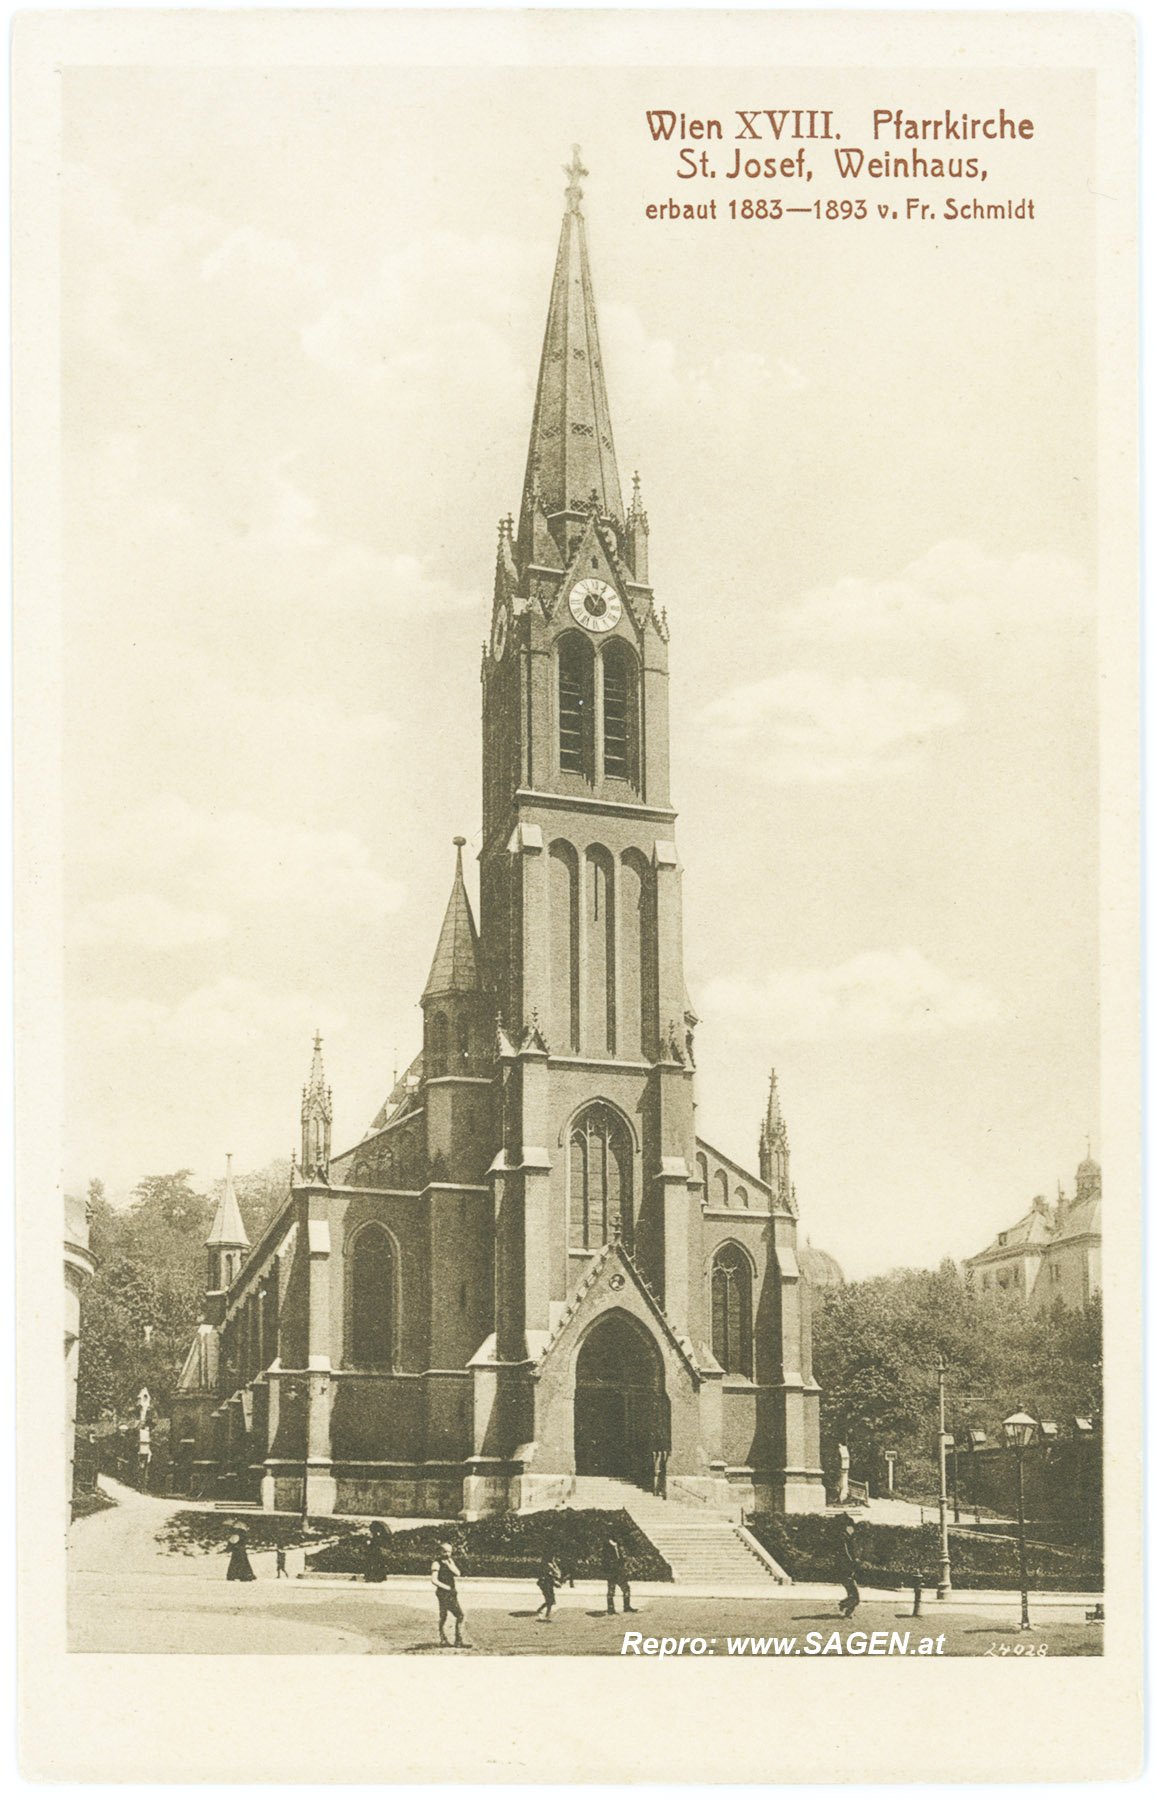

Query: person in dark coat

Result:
[364,1519,392,1584]
[534,1553,561,1621]
[603,1536,635,1615]
[225,1525,256,1582]
[837,1515,860,1617]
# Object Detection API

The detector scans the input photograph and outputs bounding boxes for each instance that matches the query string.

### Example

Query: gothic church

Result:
[174,153,824,1518]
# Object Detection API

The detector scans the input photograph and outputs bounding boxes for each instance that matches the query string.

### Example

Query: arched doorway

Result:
[574,1311,668,1486]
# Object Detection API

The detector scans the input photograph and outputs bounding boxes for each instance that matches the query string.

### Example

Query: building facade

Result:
[173,154,824,1519]
[964,1153,1102,1311]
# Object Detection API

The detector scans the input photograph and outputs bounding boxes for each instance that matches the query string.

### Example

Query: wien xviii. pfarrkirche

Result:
[174,153,825,1519]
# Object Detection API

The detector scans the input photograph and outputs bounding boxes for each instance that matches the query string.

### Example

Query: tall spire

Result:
[759,1070,791,1201]
[423,837,480,1000]
[300,1031,333,1179]
[519,146,624,549]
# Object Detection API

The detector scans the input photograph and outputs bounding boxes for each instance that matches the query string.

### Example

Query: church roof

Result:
[422,838,480,1001]
[205,1154,249,1249]
[519,147,624,541]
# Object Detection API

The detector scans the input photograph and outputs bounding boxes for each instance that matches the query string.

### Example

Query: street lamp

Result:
[936,1355,951,1598]
[1003,1409,1038,1631]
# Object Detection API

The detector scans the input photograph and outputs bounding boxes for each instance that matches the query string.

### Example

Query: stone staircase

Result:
[568,1477,788,1586]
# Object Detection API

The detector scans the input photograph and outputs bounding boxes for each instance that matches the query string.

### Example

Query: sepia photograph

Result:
[18,6,1140,1784]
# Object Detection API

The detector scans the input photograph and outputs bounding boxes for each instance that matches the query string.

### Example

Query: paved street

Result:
[68,1483,1103,1658]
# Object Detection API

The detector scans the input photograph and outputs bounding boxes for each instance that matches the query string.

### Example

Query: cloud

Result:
[300,230,534,391]
[693,668,964,783]
[704,948,1000,1041]
[73,892,230,951]
[785,541,1093,643]
[81,978,347,1053]
[82,796,406,921]
[602,303,808,414]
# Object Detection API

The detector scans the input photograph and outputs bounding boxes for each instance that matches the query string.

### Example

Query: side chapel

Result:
[173,152,824,1518]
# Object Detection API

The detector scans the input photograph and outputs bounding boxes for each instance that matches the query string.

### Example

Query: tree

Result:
[812,1261,1103,1499]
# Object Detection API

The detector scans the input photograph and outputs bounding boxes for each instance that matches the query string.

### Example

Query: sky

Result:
[60,58,1099,1277]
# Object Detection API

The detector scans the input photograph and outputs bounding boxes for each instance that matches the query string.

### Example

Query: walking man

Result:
[432,1540,469,1647]
[534,1552,562,1621]
[838,1515,860,1618]
[603,1535,635,1615]
[275,1545,288,1580]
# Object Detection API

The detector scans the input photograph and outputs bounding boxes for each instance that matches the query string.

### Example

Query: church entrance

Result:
[574,1311,667,1487]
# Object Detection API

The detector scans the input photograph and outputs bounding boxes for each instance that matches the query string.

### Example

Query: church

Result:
[173,152,825,1519]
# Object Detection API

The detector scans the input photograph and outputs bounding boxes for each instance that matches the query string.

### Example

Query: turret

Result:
[759,1069,791,1203]
[301,1031,332,1179]
[205,1153,249,1318]
[423,837,489,1079]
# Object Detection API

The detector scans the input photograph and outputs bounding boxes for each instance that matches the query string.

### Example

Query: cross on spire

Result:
[564,144,588,212]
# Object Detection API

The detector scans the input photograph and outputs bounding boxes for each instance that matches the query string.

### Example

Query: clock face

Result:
[568,576,622,634]
[492,603,510,662]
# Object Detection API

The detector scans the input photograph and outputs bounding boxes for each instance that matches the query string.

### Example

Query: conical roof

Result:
[519,147,624,540]
[205,1153,249,1249]
[423,838,480,1001]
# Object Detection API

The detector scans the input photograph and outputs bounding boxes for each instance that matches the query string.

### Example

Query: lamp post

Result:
[1003,1409,1038,1631]
[936,1354,951,1598]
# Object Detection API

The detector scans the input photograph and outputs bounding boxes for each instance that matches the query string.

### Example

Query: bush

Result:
[306,1508,673,1582]
[748,1513,1102,1593]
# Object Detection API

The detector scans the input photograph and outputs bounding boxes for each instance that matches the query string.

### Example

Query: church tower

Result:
[480,148,696,1371]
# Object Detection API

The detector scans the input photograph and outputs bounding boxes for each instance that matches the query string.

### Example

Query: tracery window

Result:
[568,1103,633,1250]
[347,1223,396,1369]
[711,1244,753,1378]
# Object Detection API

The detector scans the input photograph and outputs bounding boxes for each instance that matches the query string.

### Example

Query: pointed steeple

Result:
[519,147,624,554]
[759,1069,791,1201]
[206,1153,249,1249]
[300,1031,333,1178]
[205,1153,249,1297]
[423,837,480,1000]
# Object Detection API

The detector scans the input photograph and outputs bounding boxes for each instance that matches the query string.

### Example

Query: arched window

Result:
[569,1103,633,1250]
[696,1152,709,1194]
[427,1011,448,1078]
[712,1167,730,1209]
[735,1185,749,1209]
[712,1245,753,1377]
[558,634,594,779]
[457,1015,471,1069]
[347,1224,396,1369]
[602,640,639,786]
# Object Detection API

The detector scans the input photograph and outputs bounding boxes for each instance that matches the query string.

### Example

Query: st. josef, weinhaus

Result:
[173,153,826,1521]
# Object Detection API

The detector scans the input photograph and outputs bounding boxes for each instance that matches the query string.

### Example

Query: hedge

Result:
[306,1507,673,1582]
[748,1513,1102,1593]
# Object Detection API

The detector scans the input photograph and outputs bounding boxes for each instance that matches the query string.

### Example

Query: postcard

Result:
[17,7,1140,1782]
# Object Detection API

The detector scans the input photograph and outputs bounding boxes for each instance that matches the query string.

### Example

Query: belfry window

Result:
[602,640,639,785]
[558,634,594,778]
[569,1103,633,1250]
[347,1224,396,1369]
[711,1245,753,1378]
